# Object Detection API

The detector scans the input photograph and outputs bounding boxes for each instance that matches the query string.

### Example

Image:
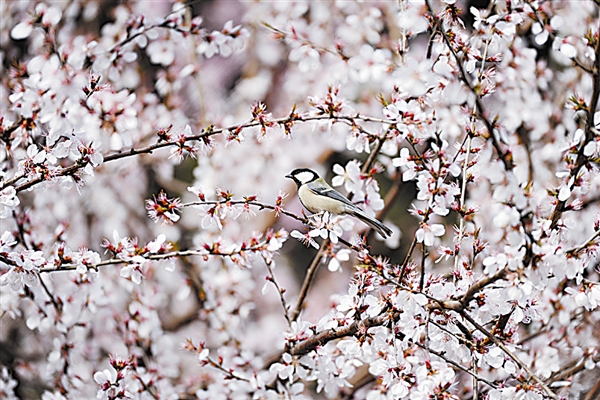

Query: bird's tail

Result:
[348,208,393,238]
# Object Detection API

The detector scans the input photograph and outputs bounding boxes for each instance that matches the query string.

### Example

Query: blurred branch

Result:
[548,26,600,230]
[377,170,404,220]
[528,3,596,74]
[548,353,600,385]
[584,375,600,400]
[582,195,600,210]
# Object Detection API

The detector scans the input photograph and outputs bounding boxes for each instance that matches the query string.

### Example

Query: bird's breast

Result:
[298,185,347,214]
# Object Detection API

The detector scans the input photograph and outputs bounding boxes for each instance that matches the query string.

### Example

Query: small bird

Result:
[286,168,393,238]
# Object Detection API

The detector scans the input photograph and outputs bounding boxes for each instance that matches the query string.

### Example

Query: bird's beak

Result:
[285,174,292,179]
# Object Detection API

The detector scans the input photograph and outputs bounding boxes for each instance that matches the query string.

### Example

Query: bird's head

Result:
[285,168,319,187]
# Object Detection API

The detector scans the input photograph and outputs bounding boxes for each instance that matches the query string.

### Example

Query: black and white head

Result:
[285,168,319,187]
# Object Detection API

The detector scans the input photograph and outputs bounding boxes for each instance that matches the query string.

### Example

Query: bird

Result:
[286,168,393,238]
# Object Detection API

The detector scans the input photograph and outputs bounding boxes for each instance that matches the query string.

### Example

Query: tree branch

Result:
[548,27,600,230]
[460,310,559,399]
[425,0,514,172]
[2,113,400,193]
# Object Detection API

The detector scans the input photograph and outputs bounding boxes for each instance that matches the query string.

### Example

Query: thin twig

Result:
[264,256,292,327]
[182,199,307,223]
[38,243,277,273]
[565,229,600,256]
[39,275,61,311]
[289,239,329,323]
[419,241,426,291]
[460,310,559,399]
[205,357,250,382]
[453,133,473,269]
[410,339,497,390]
[454,27,491,270]
[472,352,479,399]
[135,375,160,400]
[400,236,418,281]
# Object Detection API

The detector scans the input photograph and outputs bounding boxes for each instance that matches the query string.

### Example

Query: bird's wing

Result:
[308,180,393,238]
[307,181,358,209]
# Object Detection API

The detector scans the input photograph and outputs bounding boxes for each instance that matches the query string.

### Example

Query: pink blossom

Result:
[416,223,445,246]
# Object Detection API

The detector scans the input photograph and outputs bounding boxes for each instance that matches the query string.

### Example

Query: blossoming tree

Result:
[1,0,599,399]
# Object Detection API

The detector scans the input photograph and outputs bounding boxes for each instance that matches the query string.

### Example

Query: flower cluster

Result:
[1,0,599,399]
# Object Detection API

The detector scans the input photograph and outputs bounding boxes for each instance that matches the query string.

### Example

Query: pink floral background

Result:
[1,1,599,399]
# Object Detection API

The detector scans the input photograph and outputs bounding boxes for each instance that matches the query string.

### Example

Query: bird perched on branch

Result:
[286,168,393,238]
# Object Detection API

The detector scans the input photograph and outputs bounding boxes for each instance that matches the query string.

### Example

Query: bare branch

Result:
[289,239,328,323]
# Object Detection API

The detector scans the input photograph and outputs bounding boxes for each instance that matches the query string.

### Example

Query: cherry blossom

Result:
[0,187,20,218]
[332,160,363,194]
[415,223,445,246]
[328,248,350,272]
